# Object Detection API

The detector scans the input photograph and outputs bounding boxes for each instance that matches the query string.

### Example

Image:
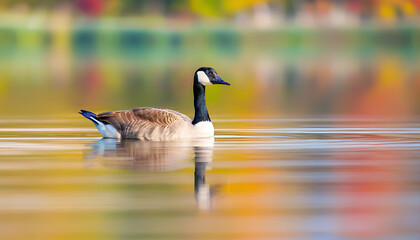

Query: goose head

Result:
[194,67,230,86]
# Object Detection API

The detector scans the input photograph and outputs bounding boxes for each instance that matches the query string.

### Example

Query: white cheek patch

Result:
[197,71,212,86]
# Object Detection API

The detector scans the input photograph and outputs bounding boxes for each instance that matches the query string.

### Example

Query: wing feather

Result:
[97,107,192,139]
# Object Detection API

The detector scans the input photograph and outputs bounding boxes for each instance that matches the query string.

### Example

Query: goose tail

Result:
[79,110,101,125]
[79,109,120,138]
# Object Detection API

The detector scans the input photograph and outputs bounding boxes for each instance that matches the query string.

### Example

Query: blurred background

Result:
[0,0,419,118]
[1,2,420,240]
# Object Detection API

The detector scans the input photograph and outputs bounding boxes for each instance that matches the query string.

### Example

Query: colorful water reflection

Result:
[0,118,419,239]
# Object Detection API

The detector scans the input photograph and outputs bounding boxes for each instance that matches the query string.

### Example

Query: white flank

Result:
[194,121,214,137]
[197,71,212,86]
[96,123,119,138]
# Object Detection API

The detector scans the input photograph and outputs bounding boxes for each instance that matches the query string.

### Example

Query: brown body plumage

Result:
[97,107,196,141]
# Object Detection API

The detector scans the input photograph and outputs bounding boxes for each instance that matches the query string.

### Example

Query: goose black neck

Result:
[192,80,211,125]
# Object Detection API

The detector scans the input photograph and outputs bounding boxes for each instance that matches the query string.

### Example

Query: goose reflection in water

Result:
[85,137,217,210]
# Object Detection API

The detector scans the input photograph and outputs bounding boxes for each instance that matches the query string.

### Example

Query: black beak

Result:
[212,76,230,85]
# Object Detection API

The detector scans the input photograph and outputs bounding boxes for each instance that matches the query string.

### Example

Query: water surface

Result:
[1,118,420,240]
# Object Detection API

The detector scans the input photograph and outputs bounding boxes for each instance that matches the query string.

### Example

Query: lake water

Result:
[1,118,419,240]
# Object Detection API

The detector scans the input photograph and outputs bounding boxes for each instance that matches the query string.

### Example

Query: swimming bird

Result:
[79,67,230,140]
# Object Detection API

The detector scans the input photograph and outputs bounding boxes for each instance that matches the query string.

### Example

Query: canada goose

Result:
[79,67,230,140]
